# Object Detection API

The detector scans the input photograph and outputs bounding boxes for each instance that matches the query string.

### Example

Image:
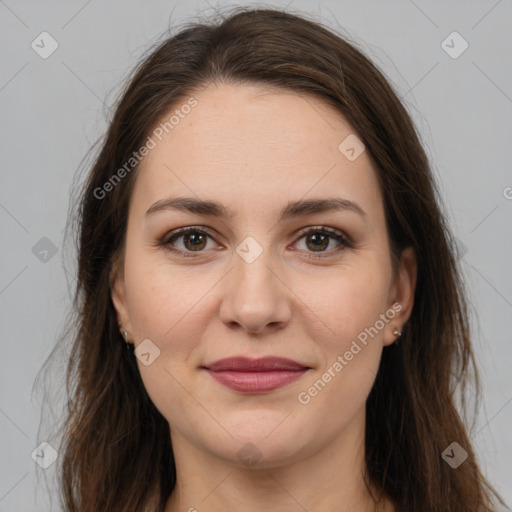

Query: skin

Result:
[111,82,417,512]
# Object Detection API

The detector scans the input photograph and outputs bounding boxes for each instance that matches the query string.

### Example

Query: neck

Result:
[164,409,394,512]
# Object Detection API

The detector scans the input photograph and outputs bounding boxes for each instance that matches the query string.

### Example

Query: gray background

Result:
[1,0,511,510]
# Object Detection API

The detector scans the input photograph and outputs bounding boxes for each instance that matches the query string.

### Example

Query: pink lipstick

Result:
[203,356,310,393]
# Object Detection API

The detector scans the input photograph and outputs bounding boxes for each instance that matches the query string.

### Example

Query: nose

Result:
[218,249,292,335]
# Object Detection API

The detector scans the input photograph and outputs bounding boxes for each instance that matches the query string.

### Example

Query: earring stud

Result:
[393,327,402,337]
[119,325,131,348]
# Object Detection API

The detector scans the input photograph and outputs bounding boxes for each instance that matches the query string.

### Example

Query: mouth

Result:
[202,356,311,393]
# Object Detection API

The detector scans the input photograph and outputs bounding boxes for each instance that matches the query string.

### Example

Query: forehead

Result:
[131,82,382,220]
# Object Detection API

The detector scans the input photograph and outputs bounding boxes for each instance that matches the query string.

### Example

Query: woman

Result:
[46,7,506,512]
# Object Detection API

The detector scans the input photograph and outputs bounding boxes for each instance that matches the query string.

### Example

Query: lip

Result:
[202,357,311,393]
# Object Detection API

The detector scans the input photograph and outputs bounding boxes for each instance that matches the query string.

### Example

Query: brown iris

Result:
[305,232,329,251]
[183,232,207,251]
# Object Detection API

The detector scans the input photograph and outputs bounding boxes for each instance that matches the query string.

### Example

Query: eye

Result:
[293,227,351,259]
[161,226,218,257]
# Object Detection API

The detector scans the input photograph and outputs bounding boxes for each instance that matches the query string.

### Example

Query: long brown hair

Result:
[38,6,506,512]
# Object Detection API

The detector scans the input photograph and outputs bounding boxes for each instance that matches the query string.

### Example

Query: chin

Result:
[199,417,316,469]
[219,436,309,470]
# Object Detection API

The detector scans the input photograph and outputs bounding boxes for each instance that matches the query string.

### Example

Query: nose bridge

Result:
[232,235,278,303]
[218,234,291,333]
[234,238,274,290]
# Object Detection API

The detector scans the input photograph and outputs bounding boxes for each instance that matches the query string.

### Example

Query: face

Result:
[111,82,416,468]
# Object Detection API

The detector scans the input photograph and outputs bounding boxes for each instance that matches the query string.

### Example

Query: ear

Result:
[384,246,417,346]
[110,254,132,336]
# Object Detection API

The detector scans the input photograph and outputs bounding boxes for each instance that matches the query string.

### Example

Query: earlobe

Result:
[385,246,417,346]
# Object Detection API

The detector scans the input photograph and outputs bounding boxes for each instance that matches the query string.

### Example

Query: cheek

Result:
[294,260,391,353]
[123,256,211,423]
[294,267,389,423]
[123,254,220,409]
[124,249,214,344]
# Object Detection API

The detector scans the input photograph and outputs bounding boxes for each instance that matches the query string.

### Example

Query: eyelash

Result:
[159,225,352,260]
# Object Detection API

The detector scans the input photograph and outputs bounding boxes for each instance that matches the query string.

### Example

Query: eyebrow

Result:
[145,196,367,222]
